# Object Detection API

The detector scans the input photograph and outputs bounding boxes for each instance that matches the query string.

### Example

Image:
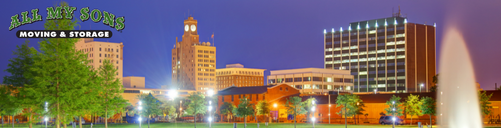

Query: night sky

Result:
[1,0,500,90]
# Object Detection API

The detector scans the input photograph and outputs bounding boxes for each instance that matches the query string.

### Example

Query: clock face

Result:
[184,25,189,32]
[191,25,196,31]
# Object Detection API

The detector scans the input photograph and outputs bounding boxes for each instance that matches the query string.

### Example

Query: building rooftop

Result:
[269,68,350,75]
[217,85,276,95]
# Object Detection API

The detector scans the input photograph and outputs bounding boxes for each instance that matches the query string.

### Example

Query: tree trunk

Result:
[8,116,10,127]
[11,115,13,128]
[1,115,3,127]
[79,116,82,128]
[105,107,108,128]
[429,114,432,128]
[293,113,296,128]
[244,116,247,128]
[344,105,347,128]
[29,108,33,128]
[194,114,196,128]
[147,117,150,128]
[56,103,60,128]
[411,116,413,125]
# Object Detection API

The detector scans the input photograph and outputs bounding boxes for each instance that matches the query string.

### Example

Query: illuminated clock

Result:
[191,25,196,31]
[184,25,189,32]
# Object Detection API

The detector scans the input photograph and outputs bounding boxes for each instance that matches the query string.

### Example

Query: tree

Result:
[137,94,161,128]
[302,97,317,122]
[27,2,95,128]
[0,85,23,128]
[336,94,363,128]
[2,40,41,128]
[97,59,127,128]
[185,92,207,128]
[420,97,436,128]
[384,95,404,127]
[283,96,306,128]
[405,94,422,125]
[219,102,235,123]
[233,96,254,128]
[255,100,271,124]
[478,90,493,116]
[159,99,176,121]
[430,74,439,92]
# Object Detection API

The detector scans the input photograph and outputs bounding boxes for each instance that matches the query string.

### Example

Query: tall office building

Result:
[75,38,124,83]
[172,16,216,92]
[215,64,265,90]
[323,16,436,93]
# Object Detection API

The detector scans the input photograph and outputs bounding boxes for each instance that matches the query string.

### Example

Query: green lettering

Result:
[63,6,77,19]
[80,7,90,21]
[21,11,32,24]
[46,7,63,19]
[90,9,102,22]
[31,9,42,22]
[102,11,115,27]
[115,17,125,31]
[9,14,21,30]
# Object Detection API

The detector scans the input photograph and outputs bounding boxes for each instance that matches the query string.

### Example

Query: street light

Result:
[45,117,48,128]
[311,100,316,128]
[138,101,143,128]
[420,83,424,93]
[392,101,395,128]
[273,103,278,123]
[207,89,214,128]
[168,90,178,123]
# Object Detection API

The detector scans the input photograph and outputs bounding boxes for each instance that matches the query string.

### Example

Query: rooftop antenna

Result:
[398,5,401,17]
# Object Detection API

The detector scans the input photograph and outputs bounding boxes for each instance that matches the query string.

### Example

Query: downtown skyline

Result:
[1,0,501,90]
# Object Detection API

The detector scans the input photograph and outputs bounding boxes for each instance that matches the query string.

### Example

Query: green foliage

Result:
[405,94,423,116]
[430,74,439,92]
[25,2,98,127]
[302,97,317,119]
[233,96,254,118]
[159,99,176,120]
[478,90,493,116]
[220,102,235,116]
[284,96,306,128]
[97,59,128,120]
[255,100,270,116]
[335,94,363,117]
[404,94,422,124]
[384,95,404,116]
[420,97,436,116]
[137,94,162,117]
[185,92,207,116]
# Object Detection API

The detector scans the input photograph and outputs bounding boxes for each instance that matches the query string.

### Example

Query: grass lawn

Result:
[3,123,500,128]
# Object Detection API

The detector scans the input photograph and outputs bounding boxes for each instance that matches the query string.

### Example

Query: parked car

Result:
[379,116,403,125]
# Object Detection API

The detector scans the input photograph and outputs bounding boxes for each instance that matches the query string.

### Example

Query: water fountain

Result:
[438,27,483,128]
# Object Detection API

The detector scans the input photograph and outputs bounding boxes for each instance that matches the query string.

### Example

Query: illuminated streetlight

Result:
[207,89,214,128]
[311,100,316,128]
[273,103,278,123]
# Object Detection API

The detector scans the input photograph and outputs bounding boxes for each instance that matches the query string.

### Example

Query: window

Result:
[249,94,252,101]
[280,87,283,91]
[326,42,332,45]
[286,87,289,91]
[303,77,311,81]
[204,55,209,58]
[117,55,119,58]
[294,77,302,82]
[231,95,234,101]
[210,51,214,54]
[222,96,225,102]
[117,49,119,52]
[256,94,259,100]
[99,48,101,51]
[204,50,209,53]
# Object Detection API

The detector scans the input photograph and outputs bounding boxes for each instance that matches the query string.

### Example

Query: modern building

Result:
[172,16,216,92]
[267,68,354,94]
[75,38,124,83]
[323,15,436,93]
[123,76,145,88]
[215,64,266,90]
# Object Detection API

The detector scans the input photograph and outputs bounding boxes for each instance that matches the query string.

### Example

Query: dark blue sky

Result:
[1,0,501,90]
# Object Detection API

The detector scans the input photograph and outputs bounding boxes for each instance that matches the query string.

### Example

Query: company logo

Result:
[9,6,125,38]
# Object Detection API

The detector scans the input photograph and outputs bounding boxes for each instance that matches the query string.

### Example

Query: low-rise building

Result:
[267,68,354,94]
[216,64,265,90]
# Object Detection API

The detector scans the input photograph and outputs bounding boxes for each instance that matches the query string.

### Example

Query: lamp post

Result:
[420,83,424,93]
[207,89,214,128]
[44,102,48,128]
[392,101,395,128]
[273,103,278,123]
[356,102,360,124]
[168,90,178,123]
[138,101,143,128]
[311,100,316,128]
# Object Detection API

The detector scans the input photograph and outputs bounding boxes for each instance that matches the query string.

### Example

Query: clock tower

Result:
[183,16,199,44]
[172,16,216,92]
